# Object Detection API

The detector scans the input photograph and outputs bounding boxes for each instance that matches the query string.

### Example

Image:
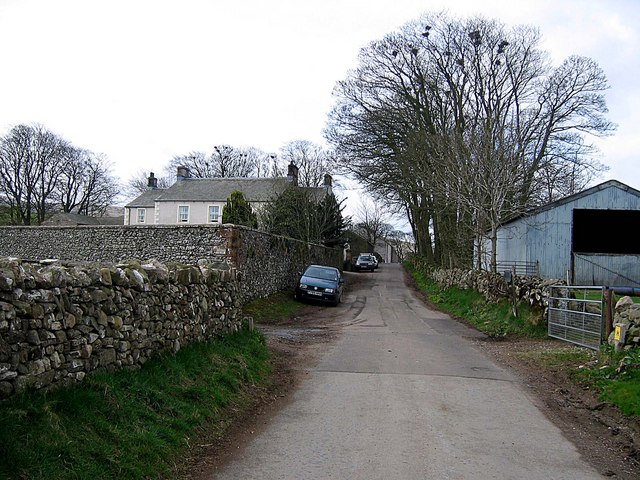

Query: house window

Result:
[178,205,190,223]
[137,208,146,224]
[208,205,220,223]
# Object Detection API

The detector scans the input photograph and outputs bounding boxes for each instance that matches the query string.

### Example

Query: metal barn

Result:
[480,180,640,287]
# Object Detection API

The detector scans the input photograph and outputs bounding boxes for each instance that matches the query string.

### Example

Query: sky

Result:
[0,0,638,225]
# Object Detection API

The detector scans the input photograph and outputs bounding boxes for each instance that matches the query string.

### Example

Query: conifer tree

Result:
[222,190,258,228]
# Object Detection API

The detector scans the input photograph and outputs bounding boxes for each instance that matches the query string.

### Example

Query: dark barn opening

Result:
[573,209,640,254]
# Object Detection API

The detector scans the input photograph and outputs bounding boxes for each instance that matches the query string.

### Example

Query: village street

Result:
[205,263,604,479]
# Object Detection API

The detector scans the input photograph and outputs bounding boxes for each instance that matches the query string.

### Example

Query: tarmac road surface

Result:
[209,263,604,479]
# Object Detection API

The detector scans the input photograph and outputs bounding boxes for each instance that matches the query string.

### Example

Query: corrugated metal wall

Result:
[484,182,640,285]
[574,253,640,287]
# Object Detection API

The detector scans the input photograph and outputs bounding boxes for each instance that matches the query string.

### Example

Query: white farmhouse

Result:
[125,163,332,226]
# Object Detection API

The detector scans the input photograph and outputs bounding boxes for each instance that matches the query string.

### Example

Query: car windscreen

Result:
[304,267,338,281]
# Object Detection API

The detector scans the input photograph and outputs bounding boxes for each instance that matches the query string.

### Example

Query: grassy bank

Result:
[406,261,547,338]
[0,328,272,480]
[242,291,303,325]
[406,262,640,417]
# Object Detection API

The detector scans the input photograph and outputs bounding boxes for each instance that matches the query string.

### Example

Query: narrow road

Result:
[210,263,604,479]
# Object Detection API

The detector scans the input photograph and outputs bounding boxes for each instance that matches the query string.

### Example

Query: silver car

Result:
[354,254,376,272]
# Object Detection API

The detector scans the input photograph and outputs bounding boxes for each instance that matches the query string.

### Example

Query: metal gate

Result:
[547,285,605,350]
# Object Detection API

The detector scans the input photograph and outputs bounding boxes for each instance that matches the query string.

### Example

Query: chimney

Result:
[147,172,158,189]
[287,162,299,186]
[176,166,190,181]
[323,173,333,194]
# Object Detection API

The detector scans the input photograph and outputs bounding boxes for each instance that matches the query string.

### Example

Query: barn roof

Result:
[498,179,640,227]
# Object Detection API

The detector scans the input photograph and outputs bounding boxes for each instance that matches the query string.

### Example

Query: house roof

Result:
[125,189,164,208]
[157,177,292,202]
[499,179,640,227]
[125,176,326,207]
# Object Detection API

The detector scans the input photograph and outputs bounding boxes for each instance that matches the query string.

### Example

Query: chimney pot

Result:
[323,173,333,195]
[176,166,190,180]
[287,162,299,186]
[147,172,158,189]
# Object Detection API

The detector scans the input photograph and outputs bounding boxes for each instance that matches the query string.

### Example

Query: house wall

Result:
[125,206,156,226]
[151,201,270,226]
[479,223,523,271]
[524,208,573,279]
[155,201,225,225]
[374,239,390,263]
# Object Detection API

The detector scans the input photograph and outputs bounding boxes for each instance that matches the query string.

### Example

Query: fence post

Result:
[510,266,518,317]
[603,287,614,341]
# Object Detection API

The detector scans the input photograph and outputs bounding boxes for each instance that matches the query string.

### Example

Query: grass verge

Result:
[406,261,547,338]
[242,291,304,325]
[569,345,640,417]
[406,261,640,418]
[0,328,271,480]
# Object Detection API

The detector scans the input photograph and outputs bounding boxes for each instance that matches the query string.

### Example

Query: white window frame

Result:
[137,208,146,224]
[178,205,190,223]
[208,205,220,223]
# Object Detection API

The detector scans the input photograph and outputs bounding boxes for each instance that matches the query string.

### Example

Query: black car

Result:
[294,264,344,306]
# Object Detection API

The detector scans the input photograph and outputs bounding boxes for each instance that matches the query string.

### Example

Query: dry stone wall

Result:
[608,296,640,348]
[0,224,341,302]
[416,260,564,316]
[231,227,342,302]
[0,258,243,399]
[0,224,341,399]
[0,225,229,265]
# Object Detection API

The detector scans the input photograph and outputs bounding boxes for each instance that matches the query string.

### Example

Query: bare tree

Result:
[0,124,121,224]
[167,145,269,178]
[279,140,336,188]
[161,142,333,185]
[0,124,68,224]
[168,151,216,178]
[353,198,392,251]
[386,229,415,263]
[125,169,173,198]
[211,145,257,177]
[54,150,120,216]
[249,148,278,178]
[326,11,614,270]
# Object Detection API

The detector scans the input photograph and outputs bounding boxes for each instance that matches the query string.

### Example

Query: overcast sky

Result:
[0,0,638,222]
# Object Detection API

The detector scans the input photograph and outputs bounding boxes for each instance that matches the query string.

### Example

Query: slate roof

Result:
[125,176,324,207]
[157,177,291,202]
[125,189,165,208]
